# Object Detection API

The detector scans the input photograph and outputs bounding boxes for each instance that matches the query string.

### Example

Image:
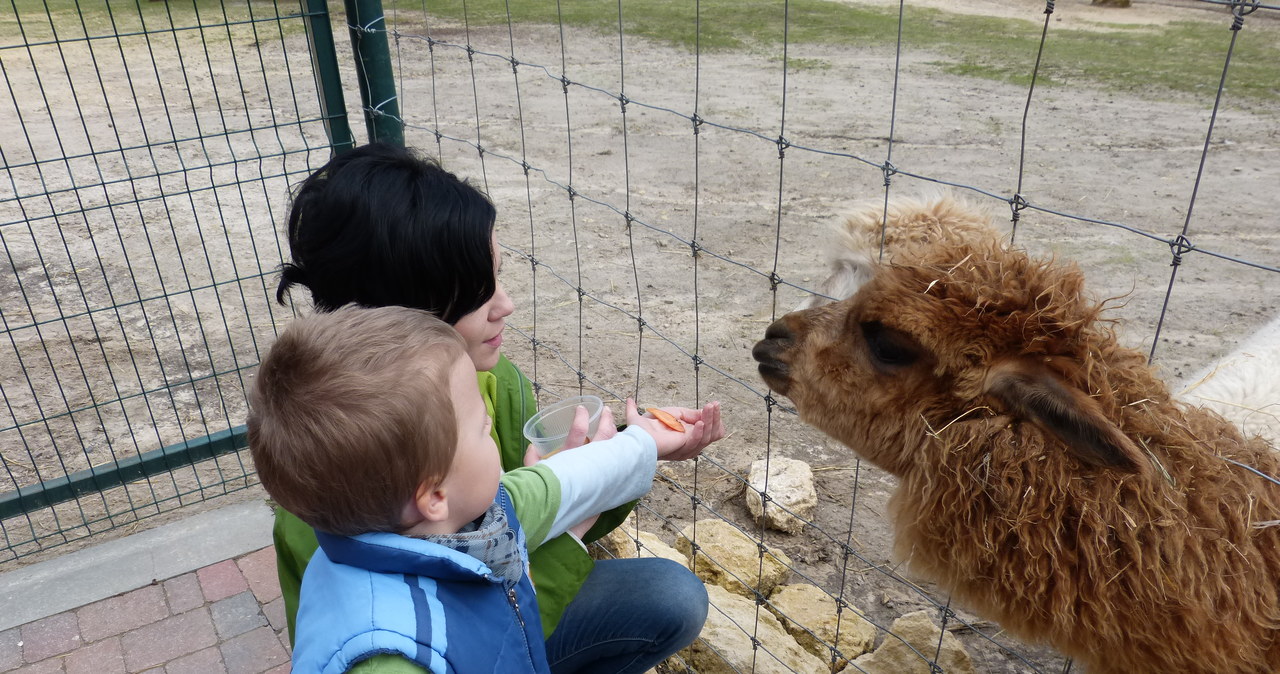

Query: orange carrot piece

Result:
[647,407,685,432]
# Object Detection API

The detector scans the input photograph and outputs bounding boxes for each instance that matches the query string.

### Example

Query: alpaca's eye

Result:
[861,321,919,368]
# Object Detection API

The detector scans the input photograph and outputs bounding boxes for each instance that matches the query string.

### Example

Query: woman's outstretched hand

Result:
[625,399,724,462]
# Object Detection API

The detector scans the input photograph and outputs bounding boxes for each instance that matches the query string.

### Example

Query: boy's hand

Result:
[626,399,724,461]
[522,402,616,539]
[570,402,618,446]
[522,403,619,467]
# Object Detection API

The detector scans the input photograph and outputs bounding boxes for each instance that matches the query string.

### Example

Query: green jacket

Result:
[272,354,636,648]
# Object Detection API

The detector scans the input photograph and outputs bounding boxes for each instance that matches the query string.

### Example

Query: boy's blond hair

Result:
[248,304,465,536]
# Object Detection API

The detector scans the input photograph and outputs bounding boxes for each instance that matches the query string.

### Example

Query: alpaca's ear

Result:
[984,358,1148,474]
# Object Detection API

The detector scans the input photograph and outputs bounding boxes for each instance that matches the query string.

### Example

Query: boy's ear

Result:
[410,481,450,524]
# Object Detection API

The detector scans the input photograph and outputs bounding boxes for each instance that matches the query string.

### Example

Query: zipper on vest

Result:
[507,587,526,630]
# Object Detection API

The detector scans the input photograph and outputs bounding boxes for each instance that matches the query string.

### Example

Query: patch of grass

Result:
[939,61,1042,88]
[3,1,308,43]
[772,56,831,71]
[387,0,906,51]
[396,0,1280,107]
[9,1,1279,108]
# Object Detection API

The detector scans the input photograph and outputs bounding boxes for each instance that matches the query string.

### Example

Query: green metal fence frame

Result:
[0,0,399,535]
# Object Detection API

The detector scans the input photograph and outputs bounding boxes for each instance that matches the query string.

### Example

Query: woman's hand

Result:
[625,399,725,461]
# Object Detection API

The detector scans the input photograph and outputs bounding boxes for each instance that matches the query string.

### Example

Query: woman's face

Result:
[452,233,514,372]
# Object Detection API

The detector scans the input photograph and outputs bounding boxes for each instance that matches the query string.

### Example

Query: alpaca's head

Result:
[754,233,1152,479]
[795,194,1007,310]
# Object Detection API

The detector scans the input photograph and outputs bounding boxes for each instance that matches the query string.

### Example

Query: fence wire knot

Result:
[618,94,629,114]
[560,75,571,92]
[1009,193,1029,223]
[691,113,704,135]
[1044,0,1055,16]
[881,160,897,187]
[1169,234,1194,267]
[776,135,790,159]
[566,185,578,201]
[348,16,386,34]
[1231,0,1259,31]
[689,239,702,259]
[768,272,782,291]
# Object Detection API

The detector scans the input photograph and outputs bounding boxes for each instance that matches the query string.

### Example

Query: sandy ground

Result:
[4,0,1279,671]
[397,1,1279,670]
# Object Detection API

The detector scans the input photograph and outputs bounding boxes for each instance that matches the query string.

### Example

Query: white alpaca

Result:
[1178,315,1280,447]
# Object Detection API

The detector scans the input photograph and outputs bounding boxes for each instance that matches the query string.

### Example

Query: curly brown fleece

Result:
[754,213,1280,673]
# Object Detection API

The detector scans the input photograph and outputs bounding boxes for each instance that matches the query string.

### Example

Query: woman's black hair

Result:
[277,143,498,325]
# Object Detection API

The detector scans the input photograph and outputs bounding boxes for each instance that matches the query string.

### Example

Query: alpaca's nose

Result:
[753,318,794,394]
[763,318,793,342]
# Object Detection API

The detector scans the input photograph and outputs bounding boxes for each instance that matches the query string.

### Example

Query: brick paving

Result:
[2,546,290,673]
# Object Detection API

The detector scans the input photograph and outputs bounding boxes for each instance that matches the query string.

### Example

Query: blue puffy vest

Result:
[291,487,549,673]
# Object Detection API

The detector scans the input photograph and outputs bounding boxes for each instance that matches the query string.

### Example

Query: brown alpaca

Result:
[754,205,1280,673]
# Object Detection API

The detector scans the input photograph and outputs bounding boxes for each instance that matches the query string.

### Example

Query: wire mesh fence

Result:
[4,0,1280,672]
[1,0,346,562]
[374,1,1280,671]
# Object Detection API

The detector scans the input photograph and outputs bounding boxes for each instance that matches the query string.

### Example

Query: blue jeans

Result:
[545,557,709,674]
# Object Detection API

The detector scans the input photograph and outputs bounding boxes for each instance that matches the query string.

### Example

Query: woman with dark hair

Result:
[272,142,721,673]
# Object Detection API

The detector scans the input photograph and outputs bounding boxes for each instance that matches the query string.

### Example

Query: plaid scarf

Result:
[416,501,528,588]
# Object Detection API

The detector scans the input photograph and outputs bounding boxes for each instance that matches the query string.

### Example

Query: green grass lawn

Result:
[6,0,1278,108]
[393,0,1280,107]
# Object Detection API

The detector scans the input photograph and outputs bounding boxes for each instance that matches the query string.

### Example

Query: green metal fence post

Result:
[302,0,357,154]
[342,0,404,146]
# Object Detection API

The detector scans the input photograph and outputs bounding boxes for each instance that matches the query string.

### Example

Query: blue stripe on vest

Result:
[406,574,432,666]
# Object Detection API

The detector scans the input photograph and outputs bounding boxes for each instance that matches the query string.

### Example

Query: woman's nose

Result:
[491,284,515,320]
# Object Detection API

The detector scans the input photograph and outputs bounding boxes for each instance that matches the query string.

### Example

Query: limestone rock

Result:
[600,527,690,568]
[851,610,974,674]
[677,519,792,600]
[746,457,818,534]
[767,583,876,671]
[679,582,829,674]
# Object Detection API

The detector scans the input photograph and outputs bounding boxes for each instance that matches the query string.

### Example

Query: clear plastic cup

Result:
[522,395,604,458]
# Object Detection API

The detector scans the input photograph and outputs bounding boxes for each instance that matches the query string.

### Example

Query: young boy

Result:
[248,305,715,673]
